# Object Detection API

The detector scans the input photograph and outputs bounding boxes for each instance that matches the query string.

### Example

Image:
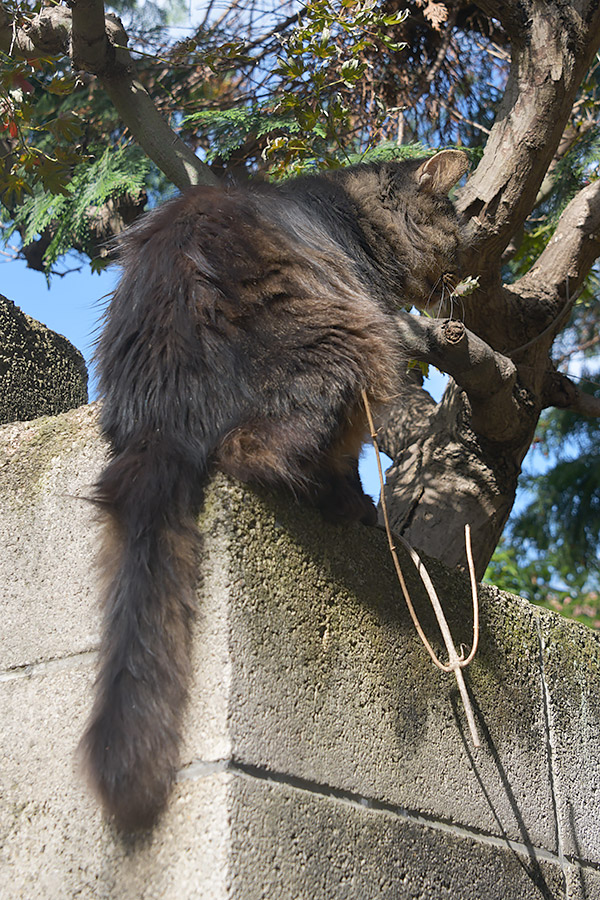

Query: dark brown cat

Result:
[82,150,468,830]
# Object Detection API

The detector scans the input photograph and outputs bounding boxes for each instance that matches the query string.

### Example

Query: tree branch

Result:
[542,370,600,418]
[501,106,599,264]
[514,178,600,316]
[534,112,599,211]
[457,1,600,272]
[0,4,70,56]
[395,311,524,441]
[72,1,218,189]
[0,1,217,190]
[69,0,114,74]
[472,0,530,38]
[395,311,516,398]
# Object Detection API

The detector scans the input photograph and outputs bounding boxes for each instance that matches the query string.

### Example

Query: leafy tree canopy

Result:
[0,0,506,271]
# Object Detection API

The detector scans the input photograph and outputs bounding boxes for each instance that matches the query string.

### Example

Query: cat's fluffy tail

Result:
[80,435,206,831]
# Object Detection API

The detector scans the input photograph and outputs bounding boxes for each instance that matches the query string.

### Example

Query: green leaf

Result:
[47,113,84,143]
[45,74,77,96]
[340,59,366,85]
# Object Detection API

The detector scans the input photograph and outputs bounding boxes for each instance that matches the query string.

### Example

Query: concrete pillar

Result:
[0,295,87,424]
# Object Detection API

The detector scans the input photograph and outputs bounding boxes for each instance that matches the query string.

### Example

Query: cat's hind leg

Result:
[309,461,377,527]
[216,404,377,526]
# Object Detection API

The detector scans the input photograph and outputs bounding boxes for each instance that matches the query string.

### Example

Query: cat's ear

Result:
[416,150,469,194]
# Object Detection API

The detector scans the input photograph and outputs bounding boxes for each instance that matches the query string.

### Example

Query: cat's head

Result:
[387,150,469,313]
[341,149,469,313]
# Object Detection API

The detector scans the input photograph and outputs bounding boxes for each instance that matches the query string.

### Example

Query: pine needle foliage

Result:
[486,384,600,628]
[183,106,305,164]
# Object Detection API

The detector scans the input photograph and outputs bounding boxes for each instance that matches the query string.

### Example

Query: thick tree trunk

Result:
[380,0,600,574]
[380,378,537,580]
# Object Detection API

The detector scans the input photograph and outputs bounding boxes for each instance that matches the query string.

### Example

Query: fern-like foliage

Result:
[6,145,150,271]
[345,140,482,167]
[183,106,305,163]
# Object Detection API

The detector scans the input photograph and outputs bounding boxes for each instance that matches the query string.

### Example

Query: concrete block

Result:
[225,771,566,900]
[565,863,600,900]
[0,294,87,425]
[538,613,600,863]
[201,479,559,851]
[0,655,231,900]
[0,405,105,668]
[2,405,600,898]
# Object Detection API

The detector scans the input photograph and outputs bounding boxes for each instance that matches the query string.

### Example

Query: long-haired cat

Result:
[82,149,468,830]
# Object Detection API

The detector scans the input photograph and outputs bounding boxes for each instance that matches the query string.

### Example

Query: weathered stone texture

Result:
[1,405,599,899]
[0,294,87,424]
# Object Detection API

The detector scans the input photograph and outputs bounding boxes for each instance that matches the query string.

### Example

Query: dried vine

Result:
[362,388,481,748]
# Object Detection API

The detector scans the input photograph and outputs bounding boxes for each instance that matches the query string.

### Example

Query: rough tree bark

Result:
[2,0,600,579]
[379,0,600,578]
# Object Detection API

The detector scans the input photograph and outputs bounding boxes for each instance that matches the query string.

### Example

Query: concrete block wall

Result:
[1,405,599,899]
[0,295,88,425]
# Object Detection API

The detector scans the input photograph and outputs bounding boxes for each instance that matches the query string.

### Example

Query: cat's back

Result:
[118,183,269,270]
[116,176,368,312]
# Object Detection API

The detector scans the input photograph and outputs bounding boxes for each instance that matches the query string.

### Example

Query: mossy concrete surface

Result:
[1,405,599,899]
[0,294,88,425]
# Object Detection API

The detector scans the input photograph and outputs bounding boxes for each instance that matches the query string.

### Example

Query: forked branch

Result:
[514,178,600,318]
[395,311,523,441]
[457,1,600,271]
